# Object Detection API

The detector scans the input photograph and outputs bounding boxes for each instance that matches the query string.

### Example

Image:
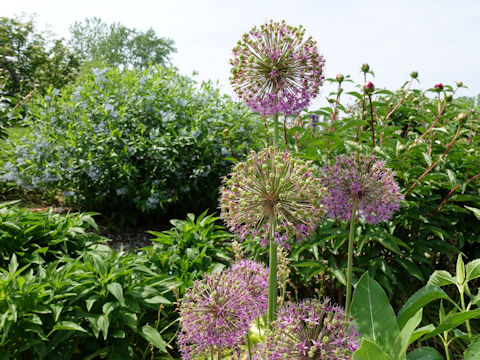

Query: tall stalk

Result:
[345,202,358,316]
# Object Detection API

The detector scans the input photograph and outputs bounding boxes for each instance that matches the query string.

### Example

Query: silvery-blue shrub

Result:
[4,66,261,222]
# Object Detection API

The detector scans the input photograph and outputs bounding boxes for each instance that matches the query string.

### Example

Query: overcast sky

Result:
[3,0,479,107]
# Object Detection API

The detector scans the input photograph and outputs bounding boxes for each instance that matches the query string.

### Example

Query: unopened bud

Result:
[470,108,475,114]
[456,81,463,88]
[434,83,444,92]
[445,94,453,102]
[457,113,468,123]
[336,73,344,83]
[363,81,375,95]
[410,71,418,79]
[361,63,370,73]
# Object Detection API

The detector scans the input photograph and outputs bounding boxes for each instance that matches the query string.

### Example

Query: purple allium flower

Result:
[253,299,360,359]
[178,265,268,359]
[219,147,326,247]
[320,154,403,224]
[230,20,325,116]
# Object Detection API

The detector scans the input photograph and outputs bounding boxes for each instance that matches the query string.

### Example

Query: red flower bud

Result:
[434,83,444,91]
[361,63,370,73]
[363,81,375,94]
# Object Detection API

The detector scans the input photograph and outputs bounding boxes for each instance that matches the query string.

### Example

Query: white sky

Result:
[3,0,480,108]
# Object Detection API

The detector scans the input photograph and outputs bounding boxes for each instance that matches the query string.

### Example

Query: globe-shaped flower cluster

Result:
[230,20,325,116]
[253,299,360,359]
[219,147,326,247]
[320,154,403,224]
[178,260,268,359]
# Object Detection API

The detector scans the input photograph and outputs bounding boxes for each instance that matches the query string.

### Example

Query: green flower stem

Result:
[273,113,279,146]
[267,217,278,325]
[459,288,473,339]
[345,202,358,316]
[246,333,252,360]
[442,333,450,360]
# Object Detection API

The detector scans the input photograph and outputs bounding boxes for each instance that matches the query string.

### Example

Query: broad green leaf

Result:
[409,324,435,344]
[97,314,110,340]
[144,296,170,304]
[427,270,456,287]
[331,268,347,286]
[406,347,443,360]
[107,283,125,306]
[53,321,88,333]
[393,309,422,359]
[351,273,399,356]
[353,338,392,360]
[397,285,450,329]
[466,259,480,282]
[422,308,480,341]
[395,258,424,281]
[141,325,167,352]
[464,336,480,359]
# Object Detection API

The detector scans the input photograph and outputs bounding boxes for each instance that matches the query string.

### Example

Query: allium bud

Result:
[363,81,375,95]
[220,147,326,247]
[434,83,444,92]
[361,63,370,73]
[457,113,468,123]
[336,73,344,83]
[410,71,418,79]
[230,20,325,116]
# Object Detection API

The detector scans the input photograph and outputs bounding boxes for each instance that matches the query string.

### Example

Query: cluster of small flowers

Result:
[320,154,403,224]
[219,147,326,247]
[253,299,360,359]
[178,260,268,359]
[230,20,325,116]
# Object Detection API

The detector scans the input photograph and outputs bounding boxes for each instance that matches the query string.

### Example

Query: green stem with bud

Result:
[345,202,358,316]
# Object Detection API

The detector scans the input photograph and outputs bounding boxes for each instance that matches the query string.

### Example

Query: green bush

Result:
[3,66,262,223]
[144,210,234,296]
[0,201,105,267]
[0,246,177,359]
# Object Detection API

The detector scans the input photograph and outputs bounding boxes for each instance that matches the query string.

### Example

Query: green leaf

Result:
[395,258,424,282]
[465,205,480,221]
[107,283,125,306]
[97,314,110,340]
[397,285,450,329]
[351,273,399,356]
[422,308,480,341]
[393,310,423,358]
[409,324,435,344]
[406,347,443,360]
[464,336,480,359]
[53,321,88,333]
[466,259,480,282]
[427,270,456,287]
[353,338,392,360]
[141,325,167,352]
[144,296,170,305]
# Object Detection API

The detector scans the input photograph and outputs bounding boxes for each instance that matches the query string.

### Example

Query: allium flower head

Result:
[220,147,326,247]
[230,20,325,116]
[178,264,268,359]
[320,154,403,224]
[253,299,360,359]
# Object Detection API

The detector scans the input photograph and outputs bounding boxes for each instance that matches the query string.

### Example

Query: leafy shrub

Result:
[0,246,177,359]
[3,66,262,223]
[144,210,234,295]
[0,201,105,267]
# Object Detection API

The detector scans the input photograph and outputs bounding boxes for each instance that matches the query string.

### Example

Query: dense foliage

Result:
[2,66,262,223]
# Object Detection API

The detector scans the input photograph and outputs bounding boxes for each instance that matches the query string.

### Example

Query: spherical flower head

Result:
[336,73,345,83]
[320,154,403,224]
[457,112,468,124]
[434,83,444,92]
[220,147,326,247]
[178,270,264,359]
[229,20,325,116]
[229,260,269,309]
[410,71,418,79]
[253,299,360,359]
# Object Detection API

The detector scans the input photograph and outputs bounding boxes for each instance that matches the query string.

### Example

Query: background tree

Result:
[68,17,176,68]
